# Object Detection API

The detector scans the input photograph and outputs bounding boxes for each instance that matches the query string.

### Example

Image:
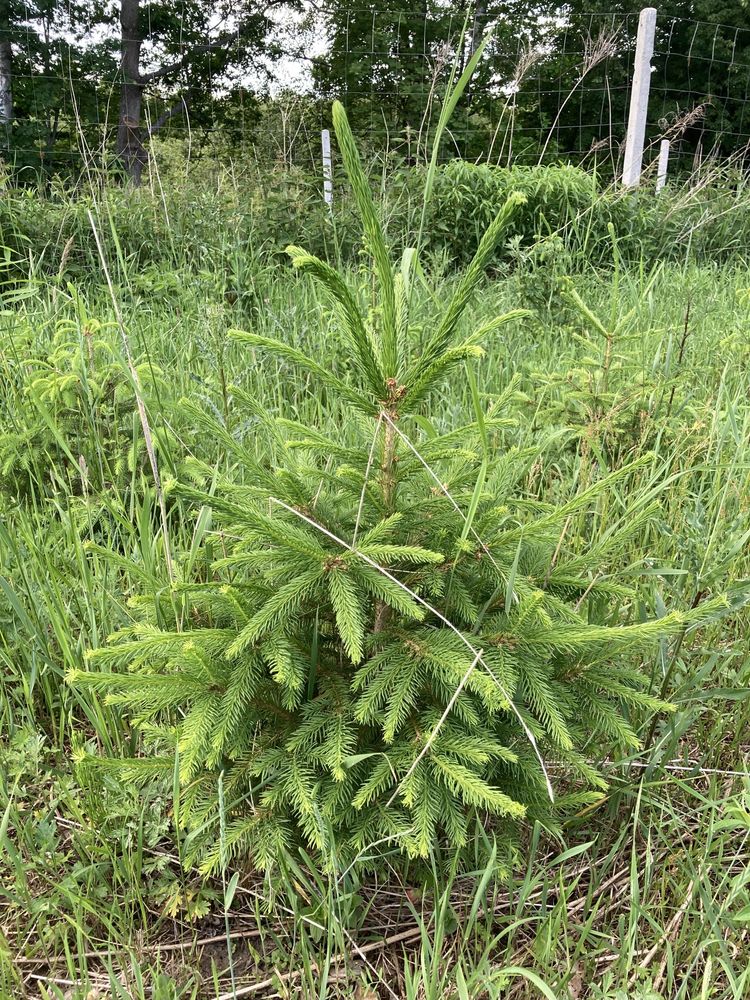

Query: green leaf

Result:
[224,871,240,909]
[493,967,558,1000]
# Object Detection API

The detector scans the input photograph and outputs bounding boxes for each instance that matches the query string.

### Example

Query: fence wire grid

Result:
[2,4,750,180]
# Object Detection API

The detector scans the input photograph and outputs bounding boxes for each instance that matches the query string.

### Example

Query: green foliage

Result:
[422,161,750,270]
[4,0,750,186]
[0,1,112,177]
[4,146,750,309]
[526,279,701,462]
[314,0,750,171]
[425,161,600,266]
[0,183,176,281]
[312,1,529,156]
[0,160,360,286]
[0,101,749,994]
[68,103,726,878]
[0,313,174,500]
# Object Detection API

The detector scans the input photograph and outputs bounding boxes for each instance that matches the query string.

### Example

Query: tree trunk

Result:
[465,0,488,117]
[469,0,488,57]
[0,36,12,125]
[117,0,147,183]
[118,79,146,183]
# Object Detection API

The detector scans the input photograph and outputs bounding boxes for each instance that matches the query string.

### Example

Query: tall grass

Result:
[0,164,749,997]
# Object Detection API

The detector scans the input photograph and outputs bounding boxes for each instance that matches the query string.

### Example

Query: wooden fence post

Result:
[622,7,657,188]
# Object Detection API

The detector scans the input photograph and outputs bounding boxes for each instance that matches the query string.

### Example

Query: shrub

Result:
[424,161,601,266]
[0,184,176,282]
[71,103,719,875]
[420,161,750,270]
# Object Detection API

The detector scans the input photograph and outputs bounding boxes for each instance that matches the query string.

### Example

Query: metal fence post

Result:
[655,138,670,192]
[321,128,333,209]
[622,7,657,188]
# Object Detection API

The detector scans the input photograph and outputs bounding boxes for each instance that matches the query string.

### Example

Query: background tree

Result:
[109,0,300,183]
[0,0,109,175]
[3,0,750,180]
[529,0,750,168]
[311,0,558,161]
[0,1,12,126]
[310,0,750,169]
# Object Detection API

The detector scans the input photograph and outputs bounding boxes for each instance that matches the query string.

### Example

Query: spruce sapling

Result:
[71,102,722,875]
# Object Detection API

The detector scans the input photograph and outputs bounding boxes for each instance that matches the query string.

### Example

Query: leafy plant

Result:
[424,161,601,266]
[70,103,722,876]
[0,314,172,501]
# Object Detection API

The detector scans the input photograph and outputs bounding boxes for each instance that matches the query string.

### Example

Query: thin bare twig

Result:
[215,925,424,1000]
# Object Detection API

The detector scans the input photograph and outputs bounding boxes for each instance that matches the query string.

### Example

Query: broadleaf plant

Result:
[70,102,724,875]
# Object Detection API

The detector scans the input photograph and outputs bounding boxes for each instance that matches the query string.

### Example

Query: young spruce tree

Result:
[71,103,719,875]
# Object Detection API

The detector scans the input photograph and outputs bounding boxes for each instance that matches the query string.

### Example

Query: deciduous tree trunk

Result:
[115,0,259,184]
[0,16,12,125]
[117,0,147,183]
[469,0,487,57]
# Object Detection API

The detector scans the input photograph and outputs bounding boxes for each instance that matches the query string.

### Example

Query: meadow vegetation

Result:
[1,113,750,1000]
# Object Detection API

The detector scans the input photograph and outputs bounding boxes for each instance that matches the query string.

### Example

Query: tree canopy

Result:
[2,0,750,180]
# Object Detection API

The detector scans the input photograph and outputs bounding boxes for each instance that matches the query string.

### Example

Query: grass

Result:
[0,177,749,999]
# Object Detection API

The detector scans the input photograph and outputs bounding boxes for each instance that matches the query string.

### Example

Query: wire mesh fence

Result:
[2,4,750,182]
